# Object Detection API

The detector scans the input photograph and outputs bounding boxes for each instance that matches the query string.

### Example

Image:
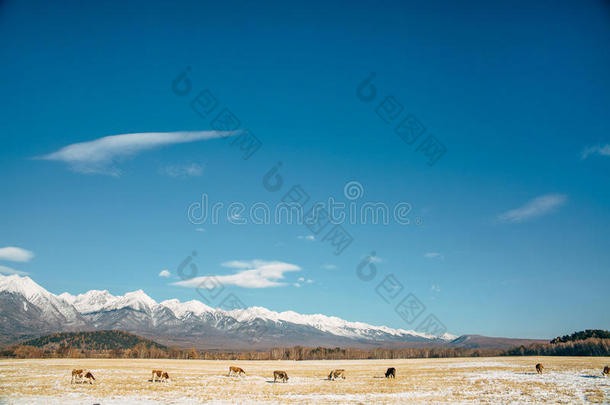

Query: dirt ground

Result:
[0,356,608,404]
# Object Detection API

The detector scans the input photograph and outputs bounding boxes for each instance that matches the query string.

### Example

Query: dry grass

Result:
[0,356,608,404]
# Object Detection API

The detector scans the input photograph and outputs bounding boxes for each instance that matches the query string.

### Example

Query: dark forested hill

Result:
[20,330,167,351]
[550,330,610,344]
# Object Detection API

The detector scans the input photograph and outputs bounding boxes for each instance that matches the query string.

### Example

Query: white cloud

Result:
[497,194,567,223]
[173,260,301,289]
[306,279,314,284]
[368,256,383,263]
[293,282,302,288]
[297,235,315,241]
[0,265,29,275]
[158,270,171,278]
[0,247,34,262]
[424,252,443,259]
[160,163,204,178]
[195,228,205,232]
[298,277,305,282]
[39,130,238,176]
[581,144,610,159]
[221,260,252,269]
[322,264,337,270]
[431,284,441,293]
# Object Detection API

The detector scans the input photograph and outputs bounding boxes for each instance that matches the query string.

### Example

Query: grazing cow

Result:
[83,371,96,384]
[603,366,609,377]
[536,363,544,374]
[273,370,289,383]
[152,370,169,382]
[328,369,346,380]
[385,367,396,378]
[71,369,94,384]
[229,366,245,376]
[71,369,84,384]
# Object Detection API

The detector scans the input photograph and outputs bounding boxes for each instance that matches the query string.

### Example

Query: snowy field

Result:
[0,357,608,404]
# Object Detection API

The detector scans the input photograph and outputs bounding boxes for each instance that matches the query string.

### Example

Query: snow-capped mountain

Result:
[160,299,214,318]
[0,274,455,348]
[0,275,89,343]
[58,290,117,313]
[226,307,451,341]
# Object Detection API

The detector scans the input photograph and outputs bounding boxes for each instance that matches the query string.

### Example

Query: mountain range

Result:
[0,274,545,349]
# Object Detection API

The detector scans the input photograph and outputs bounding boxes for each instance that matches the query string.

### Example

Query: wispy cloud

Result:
[581,144,610,159]
[39,130,237,176]
[221,260,252,269]
[0,265,29,275]
[368,256,383,263]
[424,252,443,259]
[293,278,313,288]
[497,194,567,223]
[158,270,171,278]
[431,284,441,293]
[322,264,337,270]
[0,247,34,262]
[159,163,204,178]
[195,228,205,232]
[173,260,301,289]
[297,235,315,241]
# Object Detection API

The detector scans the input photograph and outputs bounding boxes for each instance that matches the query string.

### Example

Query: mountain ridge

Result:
[0,274,546,349]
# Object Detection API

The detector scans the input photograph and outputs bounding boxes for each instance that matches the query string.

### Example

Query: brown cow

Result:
[385,367,396,378]
[71,369,84,384]
[273,370,289,383]
[229,366,245,376]
[536,363,544,374]
[152,370,170,382]
[328,369,346,380]
[603,366,609,377]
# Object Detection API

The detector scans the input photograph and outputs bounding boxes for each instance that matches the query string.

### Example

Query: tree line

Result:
[4,338,609,360]
[502,337,610,357]
[3,329,608,360]
[1,343,502,359]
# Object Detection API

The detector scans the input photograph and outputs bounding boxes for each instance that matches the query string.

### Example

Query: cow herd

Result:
[69,364,610,385]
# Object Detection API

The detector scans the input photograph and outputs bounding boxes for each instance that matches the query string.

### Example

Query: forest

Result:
[2,330,608,359]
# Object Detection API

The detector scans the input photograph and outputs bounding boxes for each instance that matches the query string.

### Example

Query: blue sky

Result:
[1,0,609,339]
